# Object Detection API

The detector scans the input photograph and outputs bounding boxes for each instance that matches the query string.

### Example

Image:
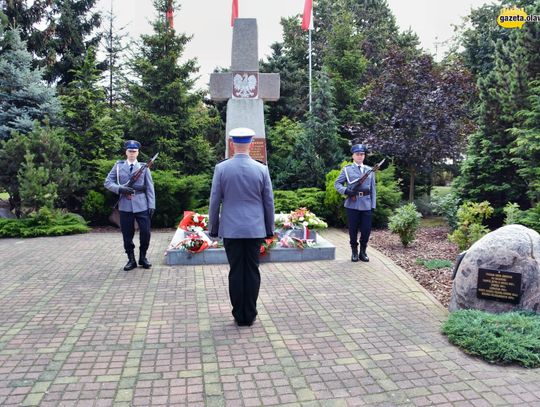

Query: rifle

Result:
[115,153,159,206]
[348,158,385,201]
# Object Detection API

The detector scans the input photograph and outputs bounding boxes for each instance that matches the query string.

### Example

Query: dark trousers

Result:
[346,208,372,249]
[223,238,262,324]
[119,210,151,255]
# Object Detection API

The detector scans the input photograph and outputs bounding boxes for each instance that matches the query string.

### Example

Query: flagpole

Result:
[308,27,312,113]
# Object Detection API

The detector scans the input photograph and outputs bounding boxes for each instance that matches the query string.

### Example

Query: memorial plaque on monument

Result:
[228,138,267,162]
[476,268,522,304]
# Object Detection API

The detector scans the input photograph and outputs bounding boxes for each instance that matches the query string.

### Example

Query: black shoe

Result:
[124,253,137,271]
[351,248,359,262]
[236,316,256,327]
[359,248,369,262]
[138,256,152,269]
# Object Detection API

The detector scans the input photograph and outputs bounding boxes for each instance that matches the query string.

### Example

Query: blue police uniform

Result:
[104,140,156,270]
[334,144,377,262]
[208,128,275,326]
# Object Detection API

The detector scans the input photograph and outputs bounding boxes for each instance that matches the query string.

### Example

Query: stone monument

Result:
[449,224,540,313]
[209,18,280,163]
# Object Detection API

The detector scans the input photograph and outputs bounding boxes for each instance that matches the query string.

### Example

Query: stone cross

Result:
[209,18,280,162]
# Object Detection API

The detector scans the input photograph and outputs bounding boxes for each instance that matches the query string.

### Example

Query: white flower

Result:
[302,221,309,227]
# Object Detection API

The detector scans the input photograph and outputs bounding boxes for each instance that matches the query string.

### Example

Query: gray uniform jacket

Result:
[104,160,156,213]
[334,164,377,211]
[209,154,275,239]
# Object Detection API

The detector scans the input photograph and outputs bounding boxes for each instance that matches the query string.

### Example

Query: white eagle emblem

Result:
[233,73,258,98]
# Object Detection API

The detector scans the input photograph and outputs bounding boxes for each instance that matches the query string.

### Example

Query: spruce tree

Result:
[287,70,344,189]
[42,0,102,87]
[124,0,215,174]
[60,47,122,167]
[0,25,60,140]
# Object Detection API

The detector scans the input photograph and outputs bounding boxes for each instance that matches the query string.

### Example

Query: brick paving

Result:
[0,229,539,406]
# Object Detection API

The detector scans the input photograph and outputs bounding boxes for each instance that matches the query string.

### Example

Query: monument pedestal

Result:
[165,235,335,265]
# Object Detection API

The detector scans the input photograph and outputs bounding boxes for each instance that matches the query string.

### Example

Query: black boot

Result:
[359,245,369,262]
[124,253,137,271]
[138,251,152,269]
[351,247,359,262]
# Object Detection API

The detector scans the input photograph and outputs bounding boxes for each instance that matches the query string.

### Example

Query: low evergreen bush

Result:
[448,201,493,250]
[388,203,422,247]
[0,207,89,237]
[416,258,453,270]
[442,310,540,368]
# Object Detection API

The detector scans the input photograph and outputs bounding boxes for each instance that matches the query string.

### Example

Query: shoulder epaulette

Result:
[218,158,229,163]
[116,160,125,164]
[255,159,266,165]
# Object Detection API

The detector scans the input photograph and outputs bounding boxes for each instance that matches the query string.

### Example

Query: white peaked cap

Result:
[229,127,256,137]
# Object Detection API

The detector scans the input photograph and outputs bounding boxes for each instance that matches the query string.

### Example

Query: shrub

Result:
[503,202,522,225]
[432,191,460,231]
[0,207,89,237]
[388,203,422,247]
[520,203,540,233]
[151,171,211,228]
[81,190,111,225]
[442,310,540,368]
[413,194,435,216]
[273,190,299,213]
[448,201,493,251]
[416,258,453,270]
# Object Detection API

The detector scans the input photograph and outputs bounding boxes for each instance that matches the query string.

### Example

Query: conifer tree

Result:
[124,0,215,174]
[286,70,344,189]
[0,24,60,140]
[60,47,122,167]
[42,0,102,87]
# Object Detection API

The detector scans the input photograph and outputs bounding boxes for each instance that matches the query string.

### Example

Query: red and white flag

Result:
[231,0,239,27]
[166,4,174,28]
[301,0,313,31]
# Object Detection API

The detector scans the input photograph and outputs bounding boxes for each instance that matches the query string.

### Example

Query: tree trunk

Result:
[408,167,415,202]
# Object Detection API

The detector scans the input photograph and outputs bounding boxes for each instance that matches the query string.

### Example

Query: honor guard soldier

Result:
[104,140,156,271]
[334,144,377,262]
[208,128,275,327]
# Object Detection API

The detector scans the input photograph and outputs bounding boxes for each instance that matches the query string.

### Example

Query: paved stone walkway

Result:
[0,229,539,407]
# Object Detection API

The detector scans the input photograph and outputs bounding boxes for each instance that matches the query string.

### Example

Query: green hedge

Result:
[0,208,89,237]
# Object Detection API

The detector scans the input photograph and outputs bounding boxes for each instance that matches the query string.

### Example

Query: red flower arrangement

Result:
[174,233,209,253]
[178,211,208,232]
[260,235,277,256]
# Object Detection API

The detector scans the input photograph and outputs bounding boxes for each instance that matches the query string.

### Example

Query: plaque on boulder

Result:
[477,268,521,304]
[449,225,540,313]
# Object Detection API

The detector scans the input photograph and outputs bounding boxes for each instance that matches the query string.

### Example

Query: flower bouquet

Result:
[172,233,215,253]
[260,235,277,256]
[178,211,208,232]
[276,207,328,230]
[279,235,316,250]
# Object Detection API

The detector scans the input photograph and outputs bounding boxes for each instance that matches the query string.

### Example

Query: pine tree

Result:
[124,0,215,174]
[454,36,531,217]
[287,70,344,189]
[60,47,123,167]
[0,25,60,140]
[102,0,128,107]
[42,0,102,87]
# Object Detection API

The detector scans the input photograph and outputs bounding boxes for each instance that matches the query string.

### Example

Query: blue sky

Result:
[96,0,495,90]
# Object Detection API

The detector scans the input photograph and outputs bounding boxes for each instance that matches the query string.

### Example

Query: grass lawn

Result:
[420,216,448,228]
[432,186,451,197]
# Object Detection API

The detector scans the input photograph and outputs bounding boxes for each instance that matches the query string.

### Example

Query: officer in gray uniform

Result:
[334,144,376,262]
[104,140,156,271]
[208,128,275,327]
